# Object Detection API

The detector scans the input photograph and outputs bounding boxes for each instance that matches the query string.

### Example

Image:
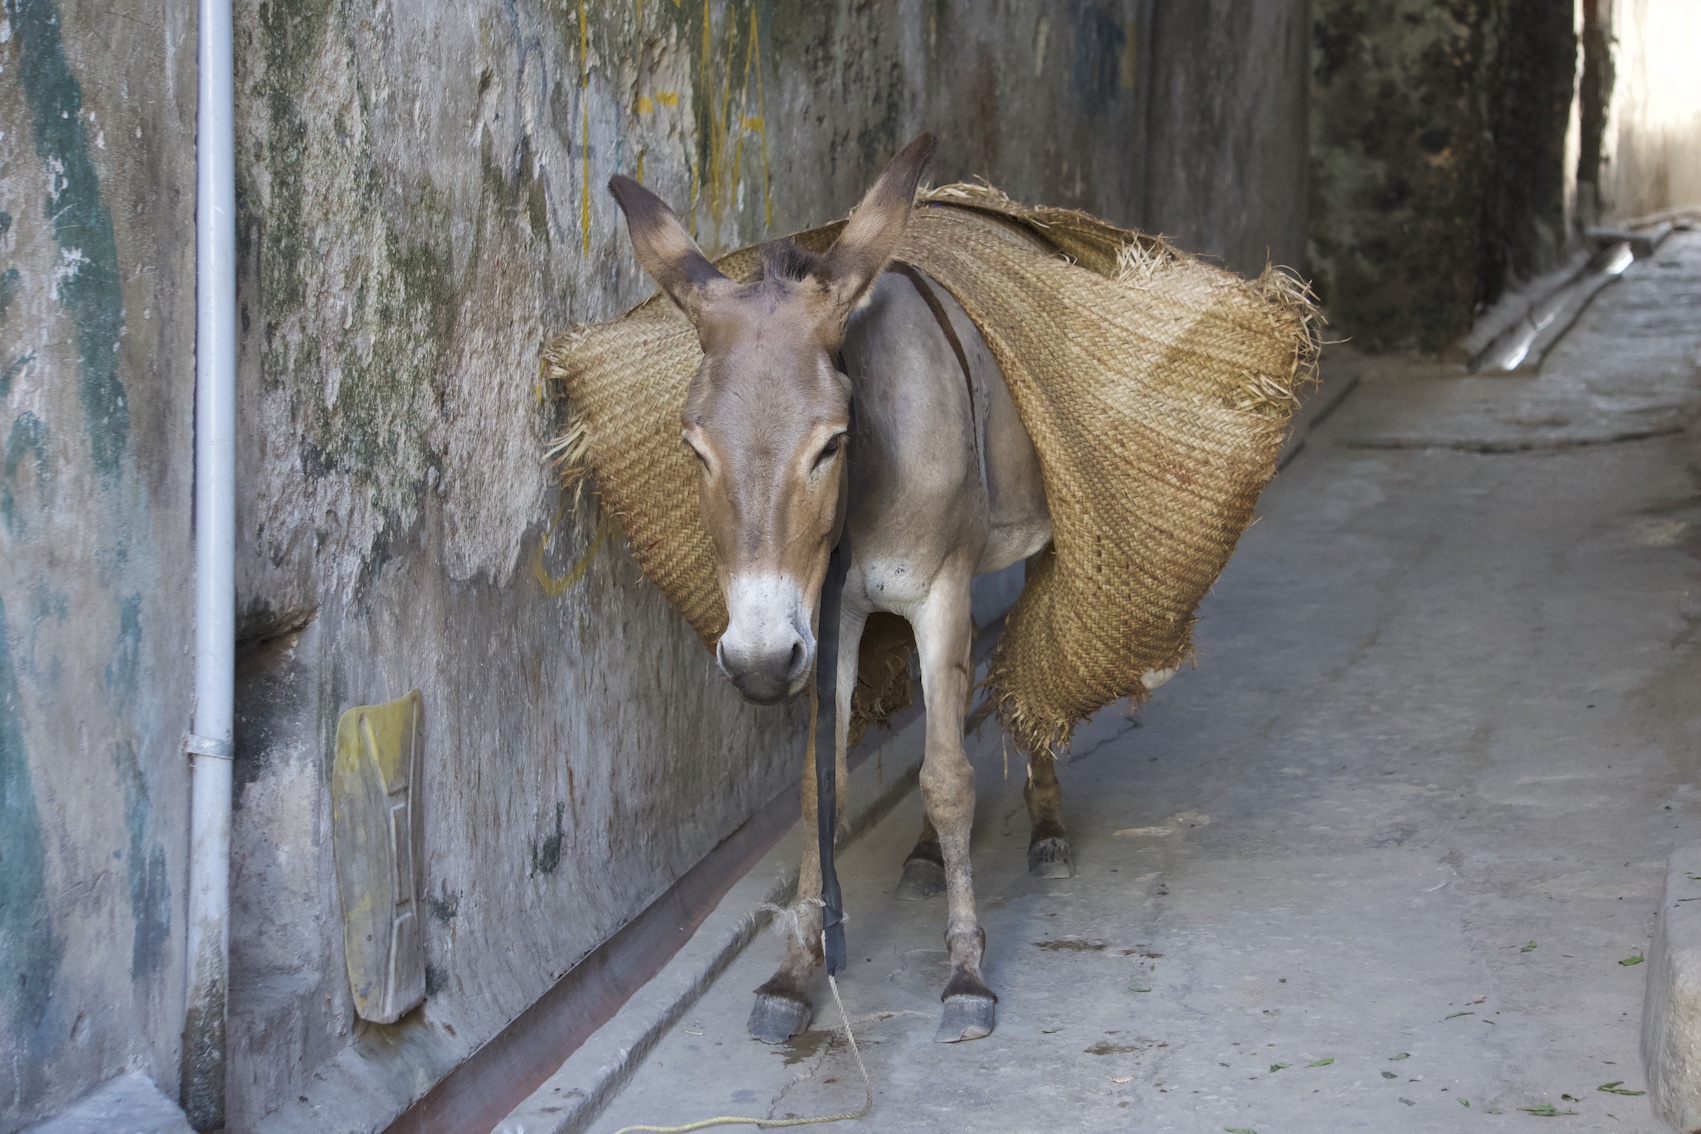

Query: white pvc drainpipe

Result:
[182,0,236,1128]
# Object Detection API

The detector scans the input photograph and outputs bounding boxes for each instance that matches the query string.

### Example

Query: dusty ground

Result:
[583,234,1701,1134]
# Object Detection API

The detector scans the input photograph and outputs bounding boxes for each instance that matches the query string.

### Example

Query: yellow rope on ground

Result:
[608,954,873,1134]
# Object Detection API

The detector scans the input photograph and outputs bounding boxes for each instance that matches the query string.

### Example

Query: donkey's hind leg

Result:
[895,813,947,900]
[1024,749,1074,878]
[913,575,997,1042]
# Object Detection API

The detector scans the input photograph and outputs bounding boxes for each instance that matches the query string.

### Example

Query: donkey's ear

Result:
[608,175,732,323]
[822,133,937,319]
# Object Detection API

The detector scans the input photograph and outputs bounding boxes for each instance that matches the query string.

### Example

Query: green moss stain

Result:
[116,740,170,980]
[0,596,61,1058]
[2,412,50,538]
[0,268,20,320]
[0,354,32,401]
[103,594,141,702]
[0,214,15,331]
[251,0,458,555]
[10,0,129,475]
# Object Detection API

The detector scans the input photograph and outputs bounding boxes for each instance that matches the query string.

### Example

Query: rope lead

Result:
[607,934,874,1134]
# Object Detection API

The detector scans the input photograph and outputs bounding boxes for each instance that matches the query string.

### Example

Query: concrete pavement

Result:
[510,232,1701,1134]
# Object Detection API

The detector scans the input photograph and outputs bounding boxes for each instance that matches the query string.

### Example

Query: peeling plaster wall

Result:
[1594,0,1701,219]
[1,1,1315,1130]
[0,0,198,1127]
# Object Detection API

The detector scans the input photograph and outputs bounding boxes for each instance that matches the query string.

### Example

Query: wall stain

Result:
[0,596,62,1067]
[2,411,50,538]
[0,353,31,401]
[11,0,130,476]
[103,594,141,703]
[116,740,170,981]
[530,801,566,876]
[252,0,457,557]
[1071,2,1127,118]
[0,267,20,320]
[23,585,66,688]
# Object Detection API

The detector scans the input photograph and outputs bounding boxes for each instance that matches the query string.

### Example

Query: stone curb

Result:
[1644,844,1701,1133]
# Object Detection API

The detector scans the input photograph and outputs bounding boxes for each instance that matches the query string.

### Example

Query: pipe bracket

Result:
[185,733,233,761]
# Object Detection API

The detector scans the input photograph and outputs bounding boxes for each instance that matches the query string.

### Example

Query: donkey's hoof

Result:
[1028,836,1075,879]
[934,995,997,1043]
[748,992,812,1044]
[895,856,948,901]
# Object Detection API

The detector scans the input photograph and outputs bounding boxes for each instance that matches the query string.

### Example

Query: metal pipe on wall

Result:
[182,0,237,1127]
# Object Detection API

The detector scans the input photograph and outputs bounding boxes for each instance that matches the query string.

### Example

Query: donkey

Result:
[609,135,1097,1044]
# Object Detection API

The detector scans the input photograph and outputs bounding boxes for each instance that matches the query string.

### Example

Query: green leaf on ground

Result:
[1620,953,1645,967]
[1521,941,1538,952]
[1382,1071,1398,1079]
[1390,1052,1410,1061]
[1598,1081,1646,1096]
[1459,1098,1470,1107]
[1224,1128,1257,1134]
[1307,1056,1335,1068]
[1130,986,1152,994]
[1519,1104,1579,1116]
[1270,1062,1290,1072]
[1445,1011,1475,1020]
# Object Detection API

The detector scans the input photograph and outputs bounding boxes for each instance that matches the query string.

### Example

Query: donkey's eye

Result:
[814,433,846,469]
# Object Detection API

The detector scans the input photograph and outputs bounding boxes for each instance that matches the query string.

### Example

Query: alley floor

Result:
[579,234,1701,1134]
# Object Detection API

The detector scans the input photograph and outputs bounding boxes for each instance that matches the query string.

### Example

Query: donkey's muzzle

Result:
[718,635,812,705]
[717,573,815,705]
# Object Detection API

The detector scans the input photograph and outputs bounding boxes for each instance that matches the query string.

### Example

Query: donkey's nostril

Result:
[786,640,809,681]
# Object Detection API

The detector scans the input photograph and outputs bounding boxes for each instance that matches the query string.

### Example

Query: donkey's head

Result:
[609,134,936,704]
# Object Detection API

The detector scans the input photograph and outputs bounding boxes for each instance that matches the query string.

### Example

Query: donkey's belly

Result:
[976,349,1051,575]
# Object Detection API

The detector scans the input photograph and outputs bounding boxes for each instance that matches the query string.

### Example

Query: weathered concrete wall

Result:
[1145,0,1311,278]
[1308,0,1584,352]
[0,0,198,1127]
[1593,0,1701,219]
[2,1,1314,1130]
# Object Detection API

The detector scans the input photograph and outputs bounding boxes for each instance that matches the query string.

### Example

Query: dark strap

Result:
[891,262,975,393]
[815,537,850,974]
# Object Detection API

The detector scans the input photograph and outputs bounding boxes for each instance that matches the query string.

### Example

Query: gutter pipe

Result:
[182,0,237,1127]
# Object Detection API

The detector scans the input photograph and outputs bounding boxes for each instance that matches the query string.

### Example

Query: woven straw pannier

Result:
[546,184,1319,754]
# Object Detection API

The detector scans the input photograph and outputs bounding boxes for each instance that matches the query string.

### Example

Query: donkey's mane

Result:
[757,238,827,284]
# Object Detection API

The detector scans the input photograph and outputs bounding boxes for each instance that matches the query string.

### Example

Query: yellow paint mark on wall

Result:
[689,1,773,237]
[580,0,593,253]
[637,94,656,114]
[656,90,679,107]
[534,511,621,598]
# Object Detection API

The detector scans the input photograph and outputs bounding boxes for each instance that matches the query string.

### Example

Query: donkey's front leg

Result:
[748,600,866,1043]
[913,577,996,1042]
[748,770,824,1043]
